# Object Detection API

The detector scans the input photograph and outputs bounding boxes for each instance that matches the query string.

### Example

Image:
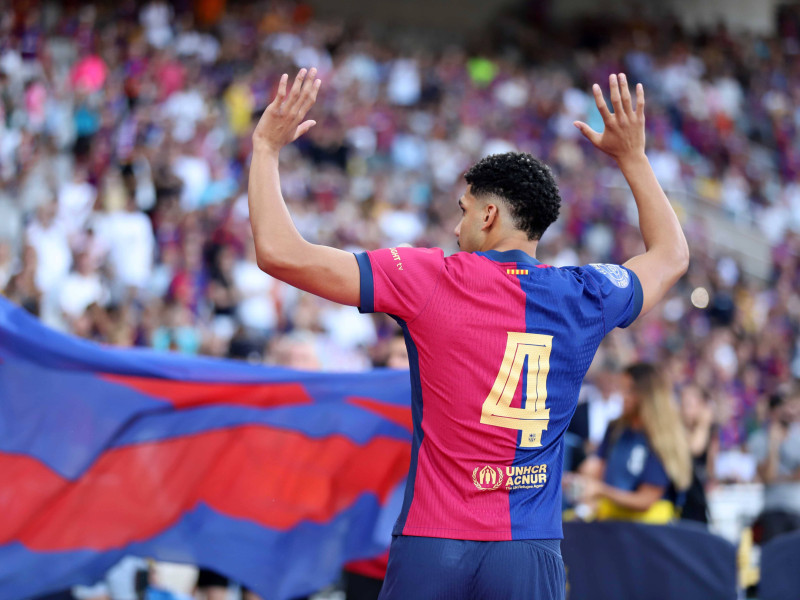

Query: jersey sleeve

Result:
[580,264,644,333]
[354,247,445,322]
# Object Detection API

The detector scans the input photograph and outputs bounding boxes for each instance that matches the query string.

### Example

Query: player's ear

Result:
[482,203,498,231]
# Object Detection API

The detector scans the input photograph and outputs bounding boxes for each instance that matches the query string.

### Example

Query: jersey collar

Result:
[476,249,541,265]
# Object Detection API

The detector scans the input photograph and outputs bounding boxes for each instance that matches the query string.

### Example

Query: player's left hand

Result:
[573,73,645,163]
[253,68,322,153]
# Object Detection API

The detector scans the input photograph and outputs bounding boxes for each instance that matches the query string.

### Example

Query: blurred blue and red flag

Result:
[0,297,411,600]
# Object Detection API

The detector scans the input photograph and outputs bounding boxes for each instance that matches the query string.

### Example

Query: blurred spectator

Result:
[72,556,149,600]
[679,384,718,524]
[748,392,800,544]
[0,240,16,291]
[578,361,624,452]
[319,302,377,352]
[94,193,155,295]
[26,201,71,297]
[152,300,201,354]
[233,241,281,338]
[58,165,96,240]
[5,244,42,316]
[207,243,239,344]
[194,569,229,600]
[385,328,410,369]
[569,364,692,524]
[269,330,321,371]
[58,249,109,325]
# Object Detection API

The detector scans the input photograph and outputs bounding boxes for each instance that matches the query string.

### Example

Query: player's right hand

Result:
[253,68,322,153]
[573,73,645,163]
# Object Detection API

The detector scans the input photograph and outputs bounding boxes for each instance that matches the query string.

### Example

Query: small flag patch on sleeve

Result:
[506,269,529,275]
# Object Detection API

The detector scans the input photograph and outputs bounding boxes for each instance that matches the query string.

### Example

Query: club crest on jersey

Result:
[472,466,504,491]
[589,263,630,288]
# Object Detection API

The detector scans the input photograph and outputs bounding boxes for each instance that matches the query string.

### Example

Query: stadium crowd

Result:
[2,0,800,586]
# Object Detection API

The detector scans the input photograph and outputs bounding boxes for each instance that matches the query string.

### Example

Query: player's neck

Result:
[481,235,539,259]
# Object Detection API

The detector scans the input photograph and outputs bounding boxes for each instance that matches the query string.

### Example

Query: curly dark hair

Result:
[464,152,561,241]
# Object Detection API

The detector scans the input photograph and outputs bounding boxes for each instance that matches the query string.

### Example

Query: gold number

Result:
[480,332,552,448]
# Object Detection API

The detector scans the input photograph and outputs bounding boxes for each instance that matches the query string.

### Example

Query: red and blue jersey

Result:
[355,247,642,540]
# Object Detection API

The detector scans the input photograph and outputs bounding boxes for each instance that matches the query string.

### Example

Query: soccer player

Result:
[248,68,689,599]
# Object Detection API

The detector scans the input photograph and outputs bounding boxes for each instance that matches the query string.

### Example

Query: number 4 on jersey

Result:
[481,332,552,448]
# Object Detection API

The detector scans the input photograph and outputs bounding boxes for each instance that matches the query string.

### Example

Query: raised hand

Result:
[253,68,322,153]
[574,73,645,162]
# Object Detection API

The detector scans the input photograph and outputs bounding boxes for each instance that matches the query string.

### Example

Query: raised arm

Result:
[249,68,360,306]
[574,74,689,317]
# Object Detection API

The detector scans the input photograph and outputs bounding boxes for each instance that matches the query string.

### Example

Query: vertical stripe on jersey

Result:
[392,317,424,535]
[509,261,568,539]
[401,251,527,539]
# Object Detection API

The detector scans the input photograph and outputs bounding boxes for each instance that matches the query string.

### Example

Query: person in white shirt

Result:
[95,195,155,294]
[57,166,97,240]
[582,366,624,451]
[26,201,72,296]
[233,241,281,335]
[59,250,109,322]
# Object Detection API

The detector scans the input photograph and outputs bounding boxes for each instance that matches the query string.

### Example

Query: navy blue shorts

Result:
[378,535,566,600]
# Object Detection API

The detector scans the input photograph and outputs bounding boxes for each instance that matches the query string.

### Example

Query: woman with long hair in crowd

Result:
[570,363,693,523]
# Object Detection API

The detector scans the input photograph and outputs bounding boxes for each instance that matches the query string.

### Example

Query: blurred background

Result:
[2,0,800,598]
